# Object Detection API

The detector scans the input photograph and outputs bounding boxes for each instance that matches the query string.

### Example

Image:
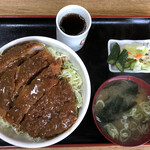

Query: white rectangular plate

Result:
[108,39,150,73]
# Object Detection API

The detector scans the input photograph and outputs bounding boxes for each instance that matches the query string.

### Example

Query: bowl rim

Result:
[92,75,150,147]
[0,36,91,148]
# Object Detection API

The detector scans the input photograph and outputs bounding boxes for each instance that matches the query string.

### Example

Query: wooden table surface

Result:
[0,0,150,17]
[0,0,150,150]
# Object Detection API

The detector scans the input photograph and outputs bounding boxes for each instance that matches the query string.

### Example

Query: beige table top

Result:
[0,0,149,17]
[0,0,150,150]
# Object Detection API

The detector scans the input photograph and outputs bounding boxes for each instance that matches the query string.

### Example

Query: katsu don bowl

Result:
[0,36,91,148]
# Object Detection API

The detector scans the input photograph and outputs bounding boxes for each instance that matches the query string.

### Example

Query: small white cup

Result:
[56,5,91,51]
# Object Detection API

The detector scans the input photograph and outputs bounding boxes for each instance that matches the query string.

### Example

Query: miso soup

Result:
[94,80,150,144]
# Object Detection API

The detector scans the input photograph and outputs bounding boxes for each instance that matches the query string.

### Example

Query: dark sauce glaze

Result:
[0,42,77,139]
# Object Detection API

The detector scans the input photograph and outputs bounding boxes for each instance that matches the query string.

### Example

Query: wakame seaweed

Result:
[103,80,122,89]
[98,80,139,123]
[98,96,137,123]
[123,80,138,96]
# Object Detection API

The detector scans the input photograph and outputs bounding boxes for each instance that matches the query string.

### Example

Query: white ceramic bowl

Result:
[0,36,91,148]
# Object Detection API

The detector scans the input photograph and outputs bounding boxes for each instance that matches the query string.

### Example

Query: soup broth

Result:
[94,80,150,144]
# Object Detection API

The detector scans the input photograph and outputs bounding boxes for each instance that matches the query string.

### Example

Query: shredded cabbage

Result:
[133,61,142,71]
[122,43,150,71]
[47,46,83,108]
[123,45,149,57]
[0,117,10,128]
[141,60,150,70]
